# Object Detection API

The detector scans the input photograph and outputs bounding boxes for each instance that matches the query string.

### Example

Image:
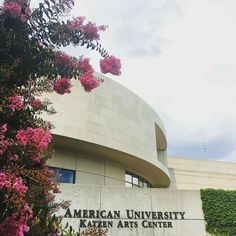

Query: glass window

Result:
[138,180,143,187]
[132,176,138,186]
[125,171,153,188]
[125,173,132,182]
[49,167,75,184]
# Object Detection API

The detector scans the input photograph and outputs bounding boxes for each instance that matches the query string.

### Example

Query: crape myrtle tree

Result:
[0,0,121,235]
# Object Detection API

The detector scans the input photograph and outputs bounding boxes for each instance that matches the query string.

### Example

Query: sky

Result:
[37,0,236,162]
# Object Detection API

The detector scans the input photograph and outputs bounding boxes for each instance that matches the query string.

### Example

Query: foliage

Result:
[201,189,236,236]
[0,0,121,235]
[60,224,108,236]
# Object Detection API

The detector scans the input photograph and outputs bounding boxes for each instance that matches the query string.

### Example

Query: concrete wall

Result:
[49,147,125,187]
[49,149,236,190]
[56,185,206,236]
[168,157,236,190]
[44,73,170,186]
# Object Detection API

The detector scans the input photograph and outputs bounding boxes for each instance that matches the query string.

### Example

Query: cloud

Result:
[72,0,181,57]
[66,0,236,162]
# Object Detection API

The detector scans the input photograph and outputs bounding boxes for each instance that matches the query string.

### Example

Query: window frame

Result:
[49,166,76,184]
[125,171,153,188]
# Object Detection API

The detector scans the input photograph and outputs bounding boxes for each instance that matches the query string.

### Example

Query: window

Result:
[49,167,75,184]
[125,171,153,188]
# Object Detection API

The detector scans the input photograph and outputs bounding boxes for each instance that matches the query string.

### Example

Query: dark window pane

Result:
[49,167,75,184]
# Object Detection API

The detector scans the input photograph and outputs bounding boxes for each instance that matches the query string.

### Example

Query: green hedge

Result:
[201,189,236,236]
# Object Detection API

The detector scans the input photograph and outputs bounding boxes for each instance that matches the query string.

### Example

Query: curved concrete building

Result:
[46,74,236,235]
[47,73,170,188]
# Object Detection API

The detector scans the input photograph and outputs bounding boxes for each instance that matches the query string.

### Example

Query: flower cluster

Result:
[0,0,121,234]
[9,154,19,161]
[0,138,12,157]
[8,95,24,111]
[16,127,52,162]
[83,22,107,41]
[16,127,52,150]
[0,172,28,193]
[54,51,75,70]
[53,78,73,95]
[67,16,107,41]
[3,0,31,21]
[0,124,13,157]
[0,203,32,236]
[80,71,100,92]
[67,16,85,31]
[54,51,93,76]
[76,57,93,74]
[3,1,21,17]
[30,98,42,110]
[100,55,121,76]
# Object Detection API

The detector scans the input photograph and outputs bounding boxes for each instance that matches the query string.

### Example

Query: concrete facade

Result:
[49,148,236,191]
[46,73,236,191]
[56,185,206,236]
[168,157,236,190]
[49,147,125,187]
[45,73,170,187]
[45,74,236,235]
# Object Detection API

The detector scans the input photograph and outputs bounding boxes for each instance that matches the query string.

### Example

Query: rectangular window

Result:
[132,176,138,186]
[125,171,153,188]
[125,173,132,182]
[49,167,76,184]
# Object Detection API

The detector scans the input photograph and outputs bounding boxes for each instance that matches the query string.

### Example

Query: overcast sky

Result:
[63,0,236,162]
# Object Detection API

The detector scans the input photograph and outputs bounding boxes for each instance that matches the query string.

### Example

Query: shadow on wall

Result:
[168,168,177,189]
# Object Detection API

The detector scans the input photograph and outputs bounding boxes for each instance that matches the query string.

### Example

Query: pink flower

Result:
[0,124,7,134]
[8,154,19,161]
[0,125,13,157]
[0,172,10,189]
[67,16,85,31]
[16,130,28,146]
[30,99,42,110]
[53,78,73,95]
[100,55,121,76]
[16,127,52,162]
[76,57,92,74]
[82,22,107,41]
[3,2,21,17]
[0,172,27,194]
[54,51,75,69]
[0,202,32,236]
[80,71,100,92]
[82,22,101,41]
[66,17,107,41]
[0,215,29,236]
[8,96,24,111]
[21,7,31,22]
[13,177,28,193]
[17,127,52,150]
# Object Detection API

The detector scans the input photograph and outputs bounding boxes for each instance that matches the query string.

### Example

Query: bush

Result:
[201,189,236,236]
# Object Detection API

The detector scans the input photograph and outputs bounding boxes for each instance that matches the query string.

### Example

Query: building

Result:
[45,74,236,236]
